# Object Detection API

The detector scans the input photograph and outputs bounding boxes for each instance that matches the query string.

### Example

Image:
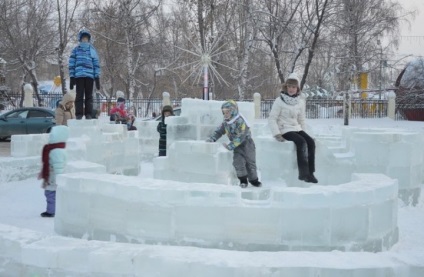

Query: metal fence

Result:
[260,98,388,119]
[3,92,424,121]
[395,103,424,121]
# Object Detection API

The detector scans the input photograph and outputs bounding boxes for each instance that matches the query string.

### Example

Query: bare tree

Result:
[91,0,161,99]
[334,0,404,90]
[298,0,333,89]
[255,0,301,84]
[55,0,80,94]
[0,0,56,106]
[236,0,255,100]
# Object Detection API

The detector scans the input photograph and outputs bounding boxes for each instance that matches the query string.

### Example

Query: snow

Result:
[0,117,424,276]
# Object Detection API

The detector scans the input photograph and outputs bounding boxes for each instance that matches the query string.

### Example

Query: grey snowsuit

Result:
[208,110,258,181]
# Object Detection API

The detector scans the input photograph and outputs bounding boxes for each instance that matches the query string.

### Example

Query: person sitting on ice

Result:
[109,97,136,130]
[206,100,261,188]
[268,72,318,183]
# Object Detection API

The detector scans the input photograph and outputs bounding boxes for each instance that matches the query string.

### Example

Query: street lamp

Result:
[377,39,383,99]
[0,58,7,85]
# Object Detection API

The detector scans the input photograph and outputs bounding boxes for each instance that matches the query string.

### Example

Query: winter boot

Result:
[40,212,54,218]
[238,176,248,188]
[298,169,310,182]
[249,179,262,187]
[306,173,318,183]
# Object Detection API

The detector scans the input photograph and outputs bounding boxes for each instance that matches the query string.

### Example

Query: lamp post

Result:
[0,58,6,85]
[377,39,383,99]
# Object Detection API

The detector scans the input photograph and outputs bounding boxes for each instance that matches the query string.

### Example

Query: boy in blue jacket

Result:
[68,29,101,119]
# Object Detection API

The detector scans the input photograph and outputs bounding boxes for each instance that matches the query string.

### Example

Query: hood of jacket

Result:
[48,125,69,144]
[60,93,75,106]
[78,29,91,42]
[221,100,239,121]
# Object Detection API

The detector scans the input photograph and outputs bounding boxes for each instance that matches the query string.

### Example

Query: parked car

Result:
[0,107,56,141]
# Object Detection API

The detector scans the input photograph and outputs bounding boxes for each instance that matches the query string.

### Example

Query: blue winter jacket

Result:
[68,30,100,79]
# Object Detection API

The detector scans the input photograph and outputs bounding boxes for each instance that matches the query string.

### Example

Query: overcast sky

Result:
[395,0,424,59]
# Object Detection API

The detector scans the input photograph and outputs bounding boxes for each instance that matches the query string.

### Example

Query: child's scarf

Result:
[40,143,66,181]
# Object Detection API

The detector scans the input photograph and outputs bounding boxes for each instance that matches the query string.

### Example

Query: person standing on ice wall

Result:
[206,100,262,188]
[68,29,101,119]
[268,73,318,183]
[38,125,69,218]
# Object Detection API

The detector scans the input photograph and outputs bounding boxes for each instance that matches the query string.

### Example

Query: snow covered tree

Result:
[0,0,56,106]
[90,0,161,99]
[55,0,81,95]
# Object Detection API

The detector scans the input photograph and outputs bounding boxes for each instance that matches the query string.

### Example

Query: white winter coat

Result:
[268,94,306,136]
[44,126,69,191]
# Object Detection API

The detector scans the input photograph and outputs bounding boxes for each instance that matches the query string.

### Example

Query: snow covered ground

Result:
[0,118,423,276]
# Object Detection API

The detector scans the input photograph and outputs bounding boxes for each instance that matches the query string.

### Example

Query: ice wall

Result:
[0,156,39,183]
[55,172,398,252]
[154,141,237,185]
[133,120,160,160]
[152,98,253,184]
[312,126,424,205]
[1,224,422,277]
[8,119,141,177]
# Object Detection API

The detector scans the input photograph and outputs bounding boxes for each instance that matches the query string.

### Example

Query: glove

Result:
[222,142,231,150]
[95,77,100,90]
[205,138,214,142]
[69,77,75,90]
[274,134,285,142]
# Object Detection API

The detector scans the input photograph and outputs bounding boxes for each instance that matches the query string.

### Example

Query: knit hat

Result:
[162,105,174,115]
[161,105,174,123]
[283,72,301,93]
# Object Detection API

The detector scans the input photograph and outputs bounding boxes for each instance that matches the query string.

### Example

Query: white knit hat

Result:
[287,72,300,85]
[283,72,301,93]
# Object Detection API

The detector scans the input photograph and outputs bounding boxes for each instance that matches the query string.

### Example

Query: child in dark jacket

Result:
[157,105,174,156]
[206,100,262,188]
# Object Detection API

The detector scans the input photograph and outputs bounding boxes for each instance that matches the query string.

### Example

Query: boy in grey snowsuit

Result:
[206,100,261,188]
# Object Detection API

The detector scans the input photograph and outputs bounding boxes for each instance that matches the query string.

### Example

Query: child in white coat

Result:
[268,73,318,183]
[38,125,69,217]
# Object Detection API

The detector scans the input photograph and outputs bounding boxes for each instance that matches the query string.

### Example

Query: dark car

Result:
[0,107,56,140]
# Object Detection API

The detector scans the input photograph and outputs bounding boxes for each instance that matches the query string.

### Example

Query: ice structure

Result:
[1,98,424,276]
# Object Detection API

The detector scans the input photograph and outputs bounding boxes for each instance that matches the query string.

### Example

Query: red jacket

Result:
[110,107,128,119]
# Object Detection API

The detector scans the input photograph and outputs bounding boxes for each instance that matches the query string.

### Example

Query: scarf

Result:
[280,92,299,105]
[40,142,66,182]
[226,113,250,128]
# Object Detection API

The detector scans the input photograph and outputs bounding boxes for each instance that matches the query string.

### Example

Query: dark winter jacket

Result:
[68,30,101,79]
[157,105,174,156]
